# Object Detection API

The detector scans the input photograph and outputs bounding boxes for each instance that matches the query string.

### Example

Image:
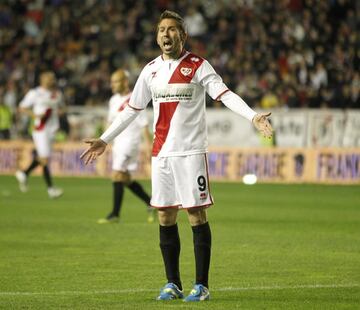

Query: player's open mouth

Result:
[163,40,172,48]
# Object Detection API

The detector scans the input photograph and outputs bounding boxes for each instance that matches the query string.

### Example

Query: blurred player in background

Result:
[80,11,273,302]
[15,71,64,199]
[97,69,155,224]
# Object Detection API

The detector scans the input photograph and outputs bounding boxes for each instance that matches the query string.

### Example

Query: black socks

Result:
[24,158,39,176]
[192,222,211,288]
[24,156,54,189]
[127,181,151,205]
[110,180,150,218]
[159,224,182,290]
[43,165,53,188]
[112,182,124,217]
[159,222,212,290]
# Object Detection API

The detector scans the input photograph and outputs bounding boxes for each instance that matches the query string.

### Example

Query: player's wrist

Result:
[99,138,108,145]
[252,114,258,123]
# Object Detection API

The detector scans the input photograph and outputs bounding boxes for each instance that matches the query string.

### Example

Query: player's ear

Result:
[181,32,187,44]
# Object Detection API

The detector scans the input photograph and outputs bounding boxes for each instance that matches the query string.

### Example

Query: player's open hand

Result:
[252,112,273,138]
[80,138,107,165]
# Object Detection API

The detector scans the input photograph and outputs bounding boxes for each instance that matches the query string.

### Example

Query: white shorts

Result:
[112,146,138,172]
[151,153,213,209]
[32,130,53,158]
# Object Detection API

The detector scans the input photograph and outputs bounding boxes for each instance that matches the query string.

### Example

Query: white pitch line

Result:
[0,284,358,296]
[216,283,360,291]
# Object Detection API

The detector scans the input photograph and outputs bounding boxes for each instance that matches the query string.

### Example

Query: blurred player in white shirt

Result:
[97,69,155,224]
[81,11,273,302]
[16,71,63,199]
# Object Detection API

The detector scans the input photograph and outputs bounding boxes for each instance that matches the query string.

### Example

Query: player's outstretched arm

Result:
[252,112,273,138]
[80,138,107,165]
[80,105,140,164]
[218,90,273,138]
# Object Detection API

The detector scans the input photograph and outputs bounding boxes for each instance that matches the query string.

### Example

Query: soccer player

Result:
[16,71,63,199]
[97,69,155,224]
[80,11,273,302]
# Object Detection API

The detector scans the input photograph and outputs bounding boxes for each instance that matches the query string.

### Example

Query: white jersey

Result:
[108,92,148,151]
[129,51,229,157]
[19,86,63,134]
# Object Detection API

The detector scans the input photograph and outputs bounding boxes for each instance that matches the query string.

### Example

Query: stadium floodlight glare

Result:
[242,174,257,185]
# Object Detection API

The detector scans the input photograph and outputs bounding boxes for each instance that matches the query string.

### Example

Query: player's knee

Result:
[187,207,208,226]
[158,208,178,226]
[38,157,49,166]
[112,171,131,184]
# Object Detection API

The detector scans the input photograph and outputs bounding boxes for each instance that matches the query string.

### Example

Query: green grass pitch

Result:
[0,175,359,309]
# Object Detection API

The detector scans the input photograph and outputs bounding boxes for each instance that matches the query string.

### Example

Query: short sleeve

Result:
[19,90,36,109]
[195,60,229,100]
[129,67,152,110]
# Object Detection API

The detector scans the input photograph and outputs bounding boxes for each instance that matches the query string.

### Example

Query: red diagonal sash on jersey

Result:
[168,53,204,84]
[152,101,179,156]
[152,53,204,156]
[35,108,52,131]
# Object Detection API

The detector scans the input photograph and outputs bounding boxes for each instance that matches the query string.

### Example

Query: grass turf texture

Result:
[0,175,359,309]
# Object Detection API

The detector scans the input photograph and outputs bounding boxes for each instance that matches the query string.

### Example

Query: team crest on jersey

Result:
[180,67,192,77]
[190,57,200,62]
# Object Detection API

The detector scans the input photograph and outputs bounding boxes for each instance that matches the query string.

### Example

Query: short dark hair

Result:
[157,10,187,42]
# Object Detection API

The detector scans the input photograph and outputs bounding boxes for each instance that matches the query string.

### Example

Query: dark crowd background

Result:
[0,0,359,115]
